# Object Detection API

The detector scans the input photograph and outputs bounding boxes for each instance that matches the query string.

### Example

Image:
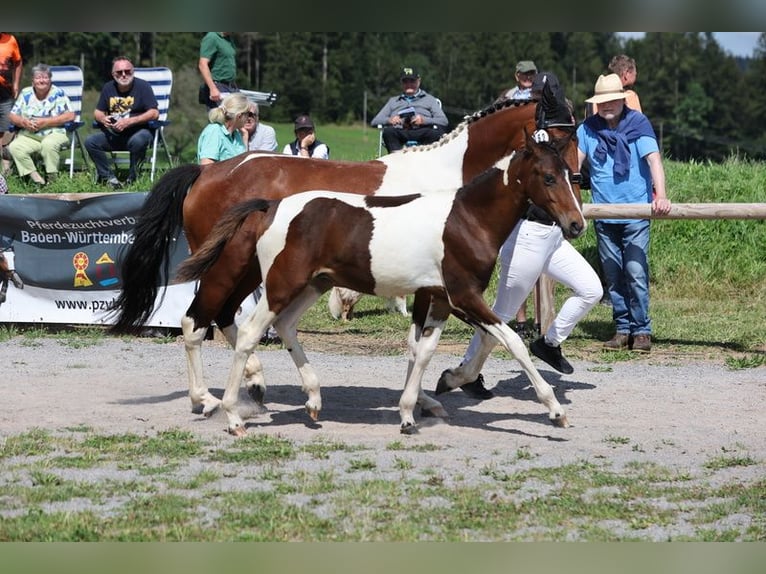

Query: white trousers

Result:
[463,219,602,363]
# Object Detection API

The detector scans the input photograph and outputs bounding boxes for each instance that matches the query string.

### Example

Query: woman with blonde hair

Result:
[196,92,249,165]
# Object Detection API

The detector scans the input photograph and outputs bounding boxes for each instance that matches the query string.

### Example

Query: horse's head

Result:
[518,130,585,240]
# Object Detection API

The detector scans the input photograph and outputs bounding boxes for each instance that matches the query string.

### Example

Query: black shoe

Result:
[530,337,574,374]
[459,374,494,400]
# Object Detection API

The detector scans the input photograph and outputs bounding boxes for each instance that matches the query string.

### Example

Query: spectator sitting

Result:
[7,63,74,186]
[283,114,329,159]
[245,102,278,152]
[196,92,249,165]
[494,60,538,103]
[85,56,158,189]
[370,66,448,153]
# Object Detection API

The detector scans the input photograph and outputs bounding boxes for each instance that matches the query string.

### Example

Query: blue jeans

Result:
[595,220,652,336]
[84,128,153,181]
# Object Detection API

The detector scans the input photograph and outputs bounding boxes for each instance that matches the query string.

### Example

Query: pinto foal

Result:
[176,135,585,436]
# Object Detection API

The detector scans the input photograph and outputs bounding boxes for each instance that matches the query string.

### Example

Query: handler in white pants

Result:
[448,209,603,400]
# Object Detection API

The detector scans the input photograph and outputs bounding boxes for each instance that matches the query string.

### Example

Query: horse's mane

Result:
[402,99,534,154]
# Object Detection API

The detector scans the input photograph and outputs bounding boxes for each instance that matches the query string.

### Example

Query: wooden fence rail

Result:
[537,203,766,333]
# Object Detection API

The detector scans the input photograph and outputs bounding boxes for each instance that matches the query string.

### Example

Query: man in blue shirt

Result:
[370,66,448,153]
[577,73,671,353]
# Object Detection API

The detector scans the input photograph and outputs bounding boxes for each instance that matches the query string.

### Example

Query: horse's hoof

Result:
[306,406,320,421]
[434,370,455,395]
[248,385,265,405]
[550,413,570,428]
[400,422,419,435]
[191,404,204,415]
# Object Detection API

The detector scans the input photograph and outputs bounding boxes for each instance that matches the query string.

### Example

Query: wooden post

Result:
[536,203,766,333]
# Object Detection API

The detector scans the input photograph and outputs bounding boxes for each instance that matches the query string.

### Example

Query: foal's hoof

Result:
[191,404,204,416]
[306,405,320,421]
[434,370,455,395]
[400,422,420,435]
[550,412,570,428]
[227,426,247,438]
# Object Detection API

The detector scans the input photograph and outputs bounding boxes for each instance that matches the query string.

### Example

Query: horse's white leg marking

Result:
[405,322,447,418]
[483,322,568,427]
[181,315,221,415]
[400,310,448,433]
[271,288,324,420]
[221,300,276,436]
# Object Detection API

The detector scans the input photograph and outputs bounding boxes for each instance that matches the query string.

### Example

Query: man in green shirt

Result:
[198,32,238,110]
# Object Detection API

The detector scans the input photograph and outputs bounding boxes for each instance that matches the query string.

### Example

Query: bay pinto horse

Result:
[175,135,585,436]
[109,98,581,418]
[0,249,23,306]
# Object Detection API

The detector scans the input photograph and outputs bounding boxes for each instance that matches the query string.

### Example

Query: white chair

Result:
[133,67,173,181]
[50,65,88,178]
[239,89,278,107]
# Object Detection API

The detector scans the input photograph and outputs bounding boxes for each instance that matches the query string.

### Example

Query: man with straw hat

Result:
[576,73,671,353]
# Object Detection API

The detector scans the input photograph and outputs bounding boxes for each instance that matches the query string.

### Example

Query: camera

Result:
[398,107,416,128]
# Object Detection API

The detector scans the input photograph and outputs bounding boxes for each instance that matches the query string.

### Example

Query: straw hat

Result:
[585,73,626,104]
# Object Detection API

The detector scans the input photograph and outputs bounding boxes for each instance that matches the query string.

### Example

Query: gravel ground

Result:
[2,335,765,540]
[4,336,764,468]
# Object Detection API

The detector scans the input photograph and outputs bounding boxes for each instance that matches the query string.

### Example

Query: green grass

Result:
[1,429,764,541]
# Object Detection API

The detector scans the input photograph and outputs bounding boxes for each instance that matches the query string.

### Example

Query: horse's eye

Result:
[544,174,556,185]
[570,173,582,185]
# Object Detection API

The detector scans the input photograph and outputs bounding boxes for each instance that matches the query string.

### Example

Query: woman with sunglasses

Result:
[196,92,249,165]
[85,56,158,189]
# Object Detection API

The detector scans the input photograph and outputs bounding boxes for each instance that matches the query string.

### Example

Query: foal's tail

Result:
[108,164,203,334]
[175,199,271,283]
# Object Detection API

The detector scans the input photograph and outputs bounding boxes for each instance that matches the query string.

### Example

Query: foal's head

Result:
[517,132,585,239]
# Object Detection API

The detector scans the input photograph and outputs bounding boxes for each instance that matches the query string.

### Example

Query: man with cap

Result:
[370,66,448,153]
[283,113,329,159]
[577,73,671,353]
[495,60,538,103]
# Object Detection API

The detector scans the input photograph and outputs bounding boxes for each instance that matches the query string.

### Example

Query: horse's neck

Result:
[459,166,528,245]
[462,103,536,181]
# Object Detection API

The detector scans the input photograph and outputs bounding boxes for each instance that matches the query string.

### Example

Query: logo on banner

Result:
[95,253,119,287]
[72,252,92,287]
[72,251,120,288]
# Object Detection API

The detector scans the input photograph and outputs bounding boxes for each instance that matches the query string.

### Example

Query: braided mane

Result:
[401,99,534,153]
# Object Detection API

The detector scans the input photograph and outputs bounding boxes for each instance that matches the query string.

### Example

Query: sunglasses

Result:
[246,112,257,119]
[113,69,134,77]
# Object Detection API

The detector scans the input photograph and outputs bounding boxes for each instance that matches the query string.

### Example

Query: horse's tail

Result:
[108,164,202,334]
[175,198,270,283]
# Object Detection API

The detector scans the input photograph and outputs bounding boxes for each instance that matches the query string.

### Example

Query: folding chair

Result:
[239,89,278,107]
[133,67,173,181]
[377,98,442,157]
[95,67,173,182]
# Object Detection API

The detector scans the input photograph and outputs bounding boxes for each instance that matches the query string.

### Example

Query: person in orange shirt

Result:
[0,33,22,175]
[587,54,642,115]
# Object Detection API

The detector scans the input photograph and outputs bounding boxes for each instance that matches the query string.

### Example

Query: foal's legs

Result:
[222,287,325,436]
[437,317,568,427]
[399,298,452,433]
